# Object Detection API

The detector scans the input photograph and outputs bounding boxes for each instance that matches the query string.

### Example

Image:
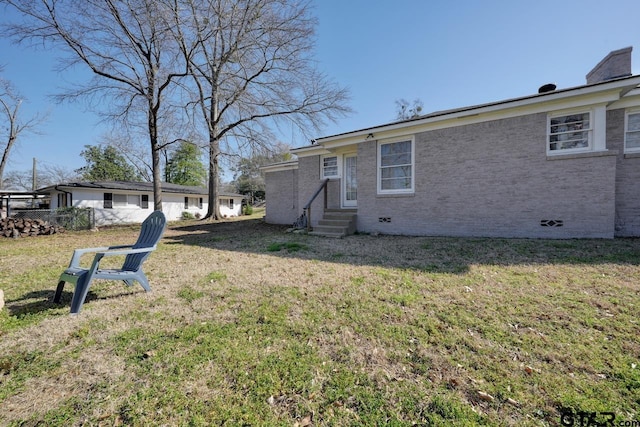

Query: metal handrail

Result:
[297,178,329,232]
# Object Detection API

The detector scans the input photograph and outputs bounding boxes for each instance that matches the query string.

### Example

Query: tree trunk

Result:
[204,78,220,220]
[152,143,162,211]
[0,102,19,191]
[0,136,15,190]
[148,88,163,211]
[207,138,220,220]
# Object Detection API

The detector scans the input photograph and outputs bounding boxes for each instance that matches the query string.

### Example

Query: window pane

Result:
[550,113,589,133]
[381,152,411,167]
[380,141,411,166]
[626,131,640,149]
[549,130,589,150]
[323,156,337,167]
[381,177,412,190]
[381,165,411,179]
[104,193,113,209]
[113,194,127,206]
[127,195,140,206]
[379,141,412,191]
[187,197,199,208]
[324,166,338,176]
[381,140,411,155]
[549,112,590,151]
[628,113,640,132]
[323,156,338,177]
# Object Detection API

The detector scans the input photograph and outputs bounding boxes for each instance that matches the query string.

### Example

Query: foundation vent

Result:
[540,220,563,227]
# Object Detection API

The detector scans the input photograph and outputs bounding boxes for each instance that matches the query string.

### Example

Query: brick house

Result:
[263,47,640,238]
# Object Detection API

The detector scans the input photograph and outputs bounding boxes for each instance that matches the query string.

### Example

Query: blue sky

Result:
[1,0,640,176]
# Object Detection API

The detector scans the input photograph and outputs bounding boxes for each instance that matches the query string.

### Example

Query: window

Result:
[141,195,149,209]
[219,198,234,209]
[104,193,113,209]
[184,197,201,209]
[321,155,339,179]
[104,193,142,209]
[378,139,414,193]
[113,194,128,207]
[625,110,640,152]
[548,111,592,153]
[112,193,141,208]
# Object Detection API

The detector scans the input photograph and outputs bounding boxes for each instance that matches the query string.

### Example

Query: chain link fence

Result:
[11,208,95,231]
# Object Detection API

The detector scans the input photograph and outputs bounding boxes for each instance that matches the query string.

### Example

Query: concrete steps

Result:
[309,209,357,238]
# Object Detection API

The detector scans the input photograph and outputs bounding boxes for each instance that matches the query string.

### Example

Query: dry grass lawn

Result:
[1,210,640,426]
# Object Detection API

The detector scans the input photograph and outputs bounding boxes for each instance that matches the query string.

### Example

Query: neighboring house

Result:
[38,181,244,225]
[263,47,640,238]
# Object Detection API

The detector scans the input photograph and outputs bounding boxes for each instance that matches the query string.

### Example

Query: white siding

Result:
[47,187,245,225]
[162,194,207,222]
[70,189,156,225]
[219,196,243,218]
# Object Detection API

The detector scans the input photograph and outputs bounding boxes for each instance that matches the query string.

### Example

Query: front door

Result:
[342,154,357,208]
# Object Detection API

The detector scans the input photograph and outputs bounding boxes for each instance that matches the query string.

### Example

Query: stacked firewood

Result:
[0,217,65,237]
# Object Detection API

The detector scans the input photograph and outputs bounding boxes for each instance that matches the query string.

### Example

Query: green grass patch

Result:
[266,241,308,252]
[204,271,227,282]
[177,286,205,302]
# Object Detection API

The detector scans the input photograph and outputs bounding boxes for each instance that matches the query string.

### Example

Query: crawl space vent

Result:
[540,220,563,227]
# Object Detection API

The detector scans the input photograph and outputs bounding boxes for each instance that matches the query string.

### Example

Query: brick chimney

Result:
[586,47,633,84]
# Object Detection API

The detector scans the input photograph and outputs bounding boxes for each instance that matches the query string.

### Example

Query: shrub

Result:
[181,211,195,220]
[243,204,253,215]
[55,207,93,230]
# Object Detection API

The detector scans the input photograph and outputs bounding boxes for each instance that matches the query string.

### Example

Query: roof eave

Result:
[260,160,300,172]
[314,75,640,147]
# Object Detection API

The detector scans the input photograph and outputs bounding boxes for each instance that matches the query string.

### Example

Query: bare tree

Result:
[36,163,80,190]
[395,98,423,121]
[39,163,81,186]
[168,0,351,219]
[0,70,46,190]
[3,163,80,191]
[2,0,188,209]
[1,170,30,191]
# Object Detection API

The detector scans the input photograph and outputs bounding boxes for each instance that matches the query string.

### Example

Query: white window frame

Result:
[625,108,640,153]
[185,197,201,209]
[547,109,593,155]
[112,193,141,208]
[321,154,341,179]
[377,137,415,194]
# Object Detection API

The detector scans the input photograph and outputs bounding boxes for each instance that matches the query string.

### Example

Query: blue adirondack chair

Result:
[54,210,166,314]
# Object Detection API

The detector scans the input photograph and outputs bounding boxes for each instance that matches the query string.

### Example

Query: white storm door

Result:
[343,154,357,207]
